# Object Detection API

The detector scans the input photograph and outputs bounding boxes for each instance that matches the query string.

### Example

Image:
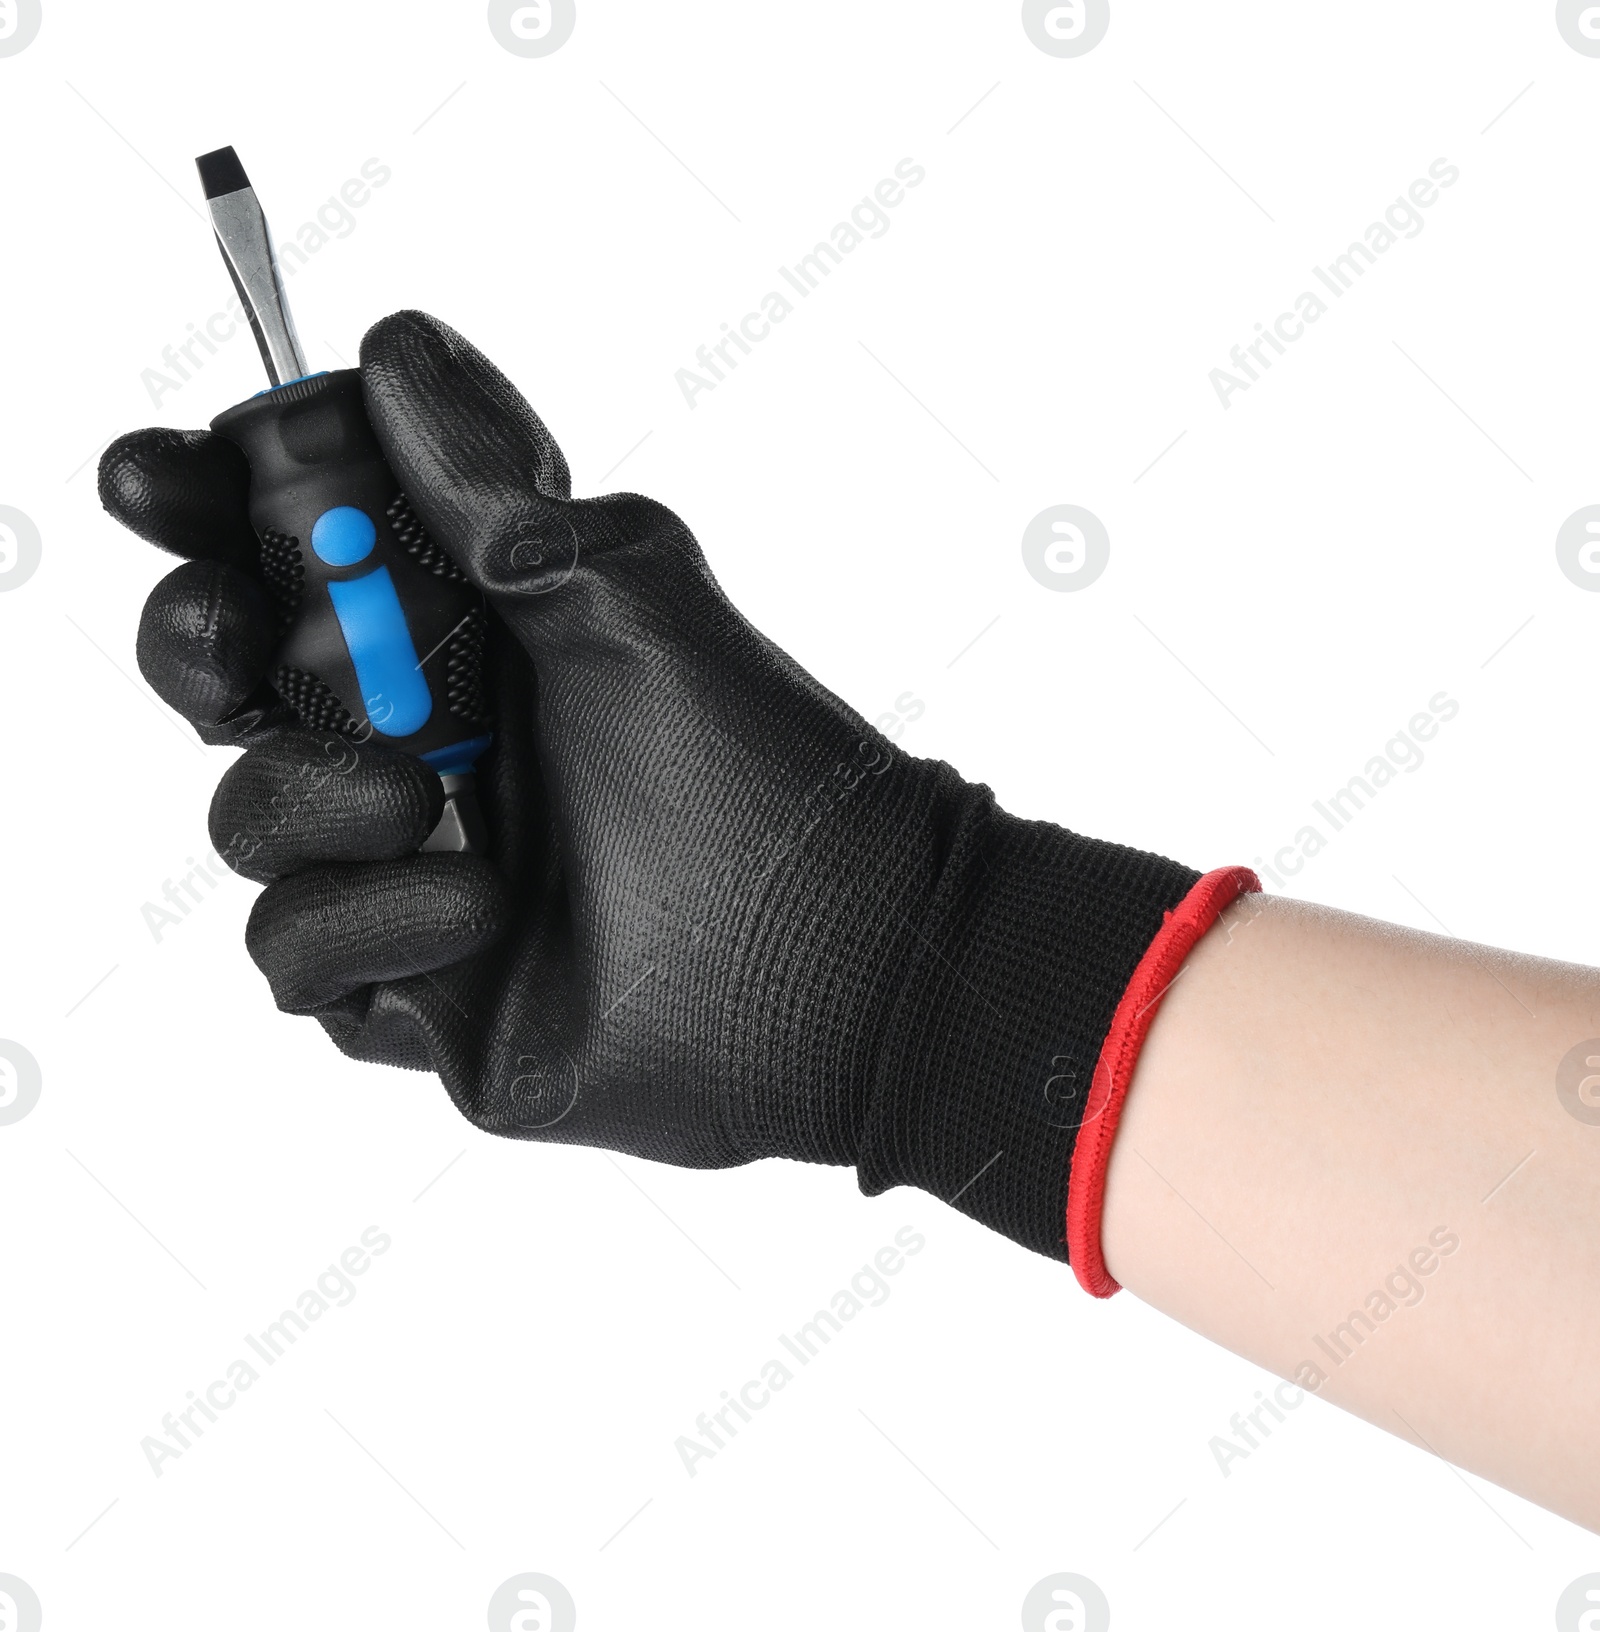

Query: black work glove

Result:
[100,311,1242,1271]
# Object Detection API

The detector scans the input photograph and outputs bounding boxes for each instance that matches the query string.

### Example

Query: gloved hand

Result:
[99,311,1253,1283]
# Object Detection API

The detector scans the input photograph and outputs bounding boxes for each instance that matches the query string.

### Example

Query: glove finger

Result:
[317,989,437,1073]
[98,428,260,573]
[138,559,286,743]
[359,309,685,612]
[245,853,508,1014]
[210,728,445,883]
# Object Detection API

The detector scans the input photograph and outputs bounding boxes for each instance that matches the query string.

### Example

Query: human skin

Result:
[1100,891,1600,1532]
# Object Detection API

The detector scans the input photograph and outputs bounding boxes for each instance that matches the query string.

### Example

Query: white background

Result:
[1,2,1598,1627]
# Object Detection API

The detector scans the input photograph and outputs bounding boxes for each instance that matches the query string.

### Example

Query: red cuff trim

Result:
[1065,865,1261,1298]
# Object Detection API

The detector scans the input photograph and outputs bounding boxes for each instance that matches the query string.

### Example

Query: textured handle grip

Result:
[211,370,491,774]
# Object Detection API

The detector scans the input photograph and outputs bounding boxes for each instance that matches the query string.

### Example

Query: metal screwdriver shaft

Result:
[196,147,310,388]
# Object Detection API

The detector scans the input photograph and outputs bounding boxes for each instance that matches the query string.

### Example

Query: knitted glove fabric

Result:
[99,310,1254,1277]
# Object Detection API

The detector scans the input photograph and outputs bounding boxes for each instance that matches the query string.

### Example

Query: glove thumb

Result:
[359,310,684,641]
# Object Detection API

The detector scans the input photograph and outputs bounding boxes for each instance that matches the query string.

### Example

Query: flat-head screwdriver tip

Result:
[195,146,250,201]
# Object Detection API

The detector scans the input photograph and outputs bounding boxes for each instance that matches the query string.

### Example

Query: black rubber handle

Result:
[211,370,491,771]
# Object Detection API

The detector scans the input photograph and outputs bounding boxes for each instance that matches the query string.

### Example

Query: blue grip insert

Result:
[311,505,377,566]
[325,566,433,738]
[421,735,493,777]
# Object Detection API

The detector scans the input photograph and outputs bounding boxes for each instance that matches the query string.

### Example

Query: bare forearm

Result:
[1100,893,1600,1531]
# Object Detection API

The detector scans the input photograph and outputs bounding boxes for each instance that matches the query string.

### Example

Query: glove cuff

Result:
[1064,863,1261,1294]
[857,788,1254,1269]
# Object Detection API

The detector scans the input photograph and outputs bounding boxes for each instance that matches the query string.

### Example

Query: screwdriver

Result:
[195,145,491,852]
